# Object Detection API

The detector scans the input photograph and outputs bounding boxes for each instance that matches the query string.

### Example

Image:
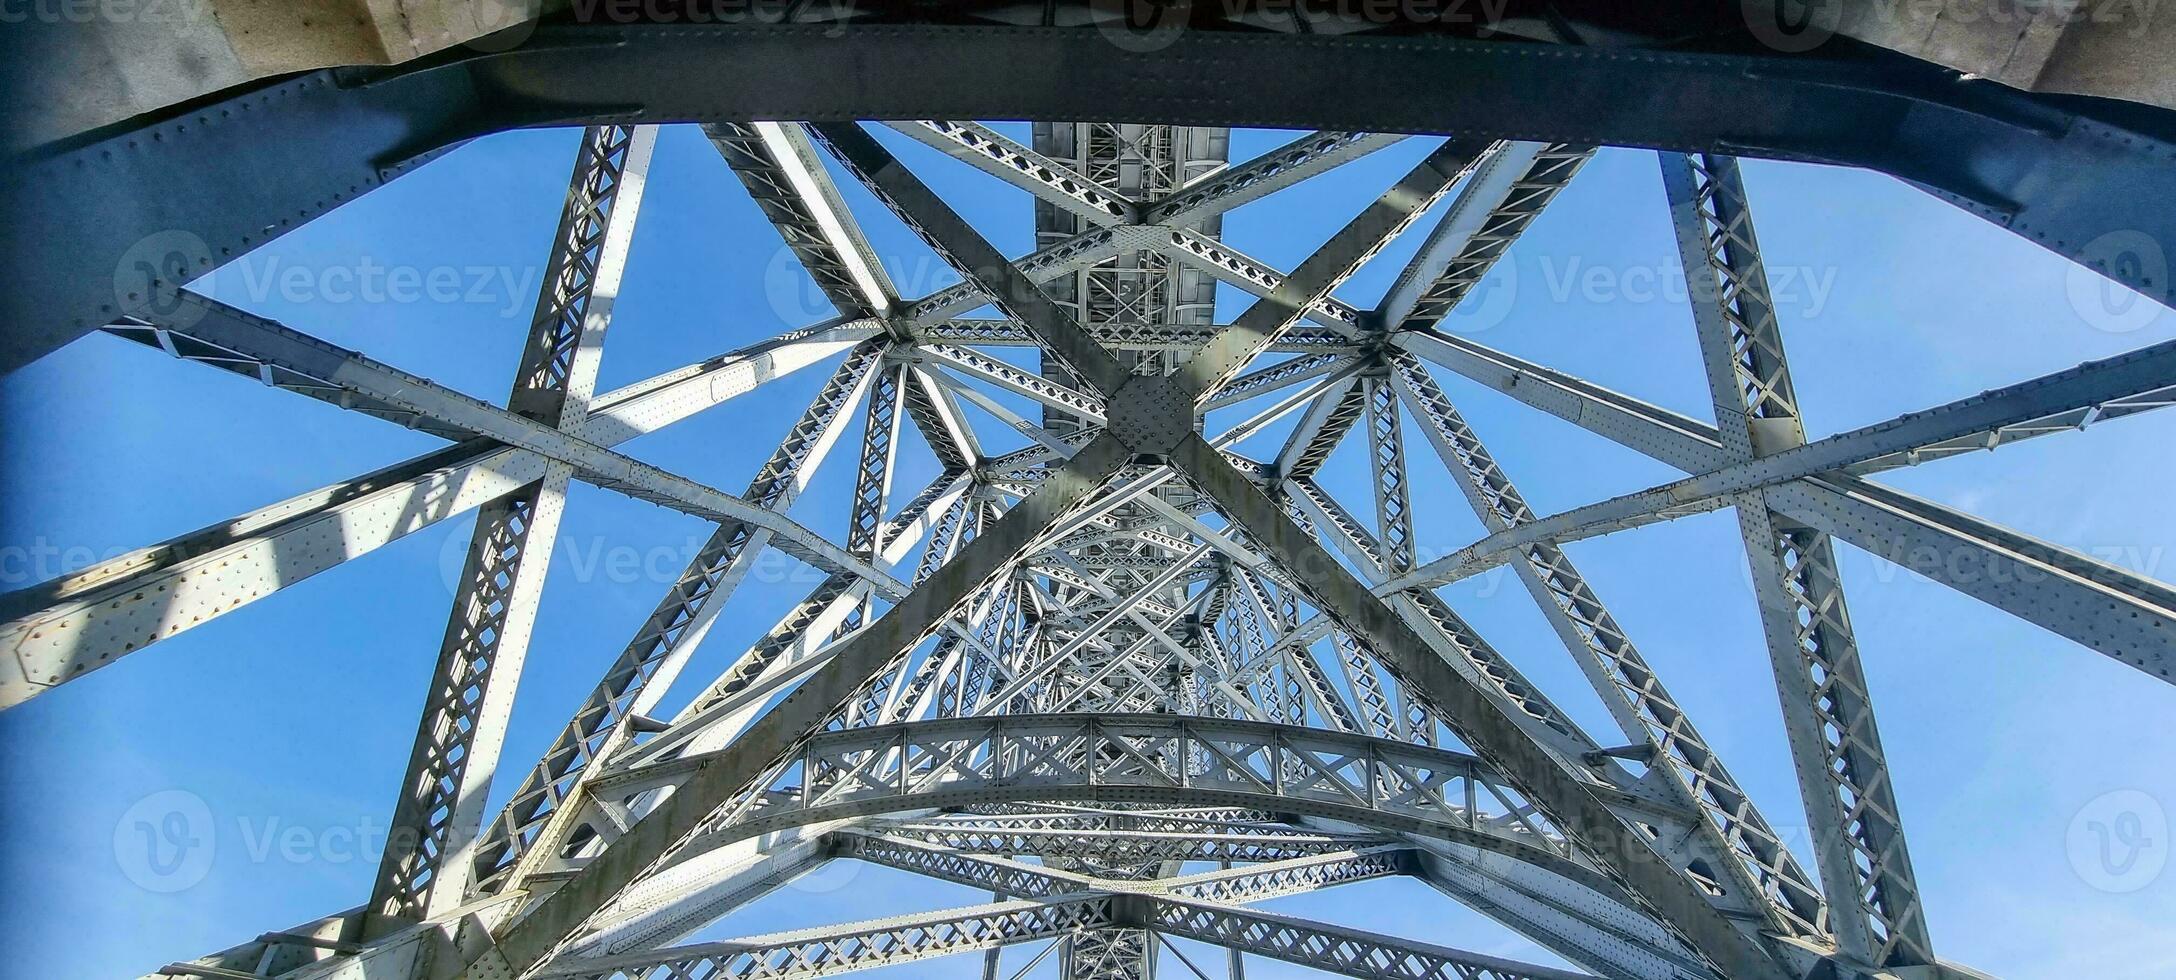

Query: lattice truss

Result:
[11,117,2172,980]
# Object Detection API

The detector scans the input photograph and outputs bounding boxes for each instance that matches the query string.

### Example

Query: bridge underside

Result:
[4,9,2173,980]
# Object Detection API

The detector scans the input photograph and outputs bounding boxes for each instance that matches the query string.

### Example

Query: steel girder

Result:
[1378,143,1595,333]
[705,122,898,321]
[1390,327,2176,684]
[104,297,905,593]
[873,824,1376,864]
[891,121,1138,229]
[1388,349,1830,942]
[473,435,1138,975]
[531,890,1593,980]
[831,831,1413,904]
[597,715,1586,875]
[1667,152,1929,969]
[487,474,971,897]
[371,124,658,923]
[12,13,2176,379]
[1167,440,1795,980]
[532,893,1122,980]
[473,342,896,894]
[1141,132,1407,230]
[0,317,876,707]
[1380,340,2176,604]
[22,18,2172,975]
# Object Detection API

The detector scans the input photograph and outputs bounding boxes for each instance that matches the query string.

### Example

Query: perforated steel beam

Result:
[0,315,872,708]
[1378,143,1593,331]
[531,893,1119,980]
[1170,435,1793,980]
[475,345,896,892]
[370,124,656,923]
[474,436,1133,976]
[812,122,1133,399]
[1384,339,2176,593]
[114,296,905,593]
[888,121,1137,227]
[1392,326,2176,683]
[1389,348,1828,943]
[1179,139,1487,398]
[1665,151,1930,969]
[532,878,1595,980]
[1147,897,1593,980]
[15,15,2176,381]
[707,121,897,319]
[1141,132,1406,229]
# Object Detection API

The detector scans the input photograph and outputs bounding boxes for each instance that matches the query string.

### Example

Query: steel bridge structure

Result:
[4,5,2174,980]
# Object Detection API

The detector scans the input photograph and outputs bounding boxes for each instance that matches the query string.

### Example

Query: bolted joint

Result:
[1102,373,1196,454]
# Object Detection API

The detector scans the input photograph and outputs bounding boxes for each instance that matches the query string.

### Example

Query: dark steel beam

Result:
[8,20,2175,376]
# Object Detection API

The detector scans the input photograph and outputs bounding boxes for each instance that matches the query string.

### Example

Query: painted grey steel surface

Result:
[5,25,2164,975]
[11,13,2176,379]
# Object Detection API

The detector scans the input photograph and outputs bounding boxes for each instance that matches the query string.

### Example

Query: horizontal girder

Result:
[595,714,1600,891]
[13,14,2176,378]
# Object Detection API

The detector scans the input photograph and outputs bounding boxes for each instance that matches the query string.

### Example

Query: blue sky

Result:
[1,123,2171,979]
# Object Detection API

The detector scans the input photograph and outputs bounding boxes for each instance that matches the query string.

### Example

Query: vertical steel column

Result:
[840,362,909,632]
[370,125,655,922]
[1362,371,1414,573]
[1663,151,1933,969]
[471,341,886,893]
[1389,348,1829,942]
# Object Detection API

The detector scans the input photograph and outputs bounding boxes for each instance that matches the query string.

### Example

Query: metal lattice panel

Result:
[10,53,2167,978]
